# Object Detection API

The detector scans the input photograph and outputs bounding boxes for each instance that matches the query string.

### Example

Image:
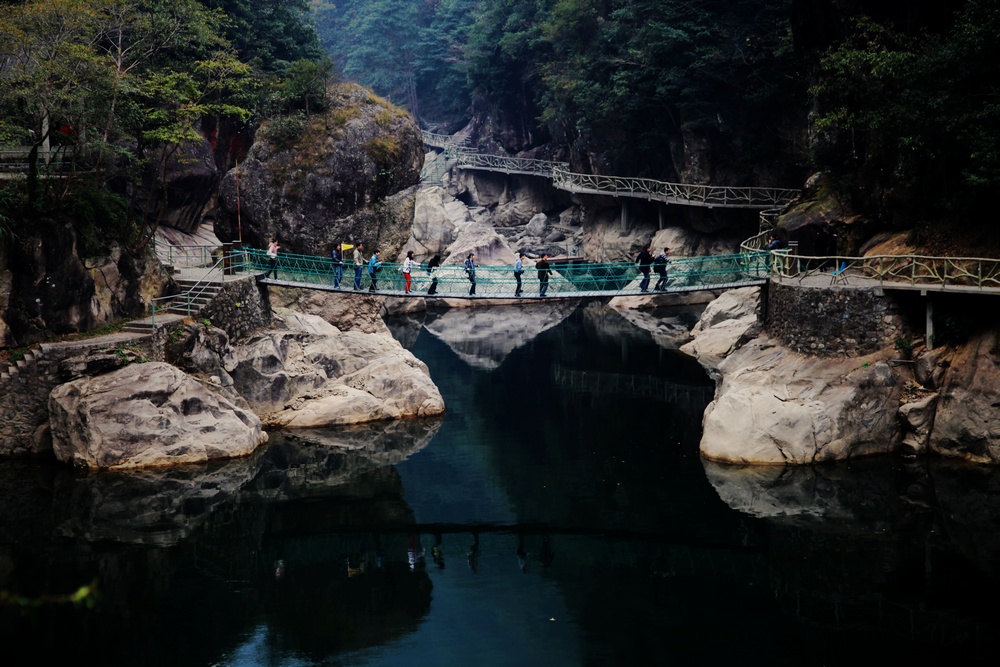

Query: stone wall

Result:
[201,275,272,343]
[765,282,911,356]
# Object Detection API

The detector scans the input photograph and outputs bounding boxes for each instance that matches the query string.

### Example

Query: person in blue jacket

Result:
[330,243,344,288]
[368,250,382,291]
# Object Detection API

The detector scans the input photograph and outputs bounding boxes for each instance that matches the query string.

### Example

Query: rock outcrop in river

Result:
[686,284,1000,465]
[48,362,267,470]
[231,308,444,427]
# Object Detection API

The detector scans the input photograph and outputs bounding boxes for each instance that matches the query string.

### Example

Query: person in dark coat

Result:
[536,254,551,297]
[426,254,441,294]
[636,245,653,292]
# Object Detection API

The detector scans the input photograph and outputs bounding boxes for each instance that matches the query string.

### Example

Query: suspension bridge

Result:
[243,248,771,300]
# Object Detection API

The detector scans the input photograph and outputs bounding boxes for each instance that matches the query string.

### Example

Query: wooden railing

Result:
[420,133,801,209]
[771,252,1000,291]
[552,166,800,209]
[0,146,76,172]
[453,152,568,178]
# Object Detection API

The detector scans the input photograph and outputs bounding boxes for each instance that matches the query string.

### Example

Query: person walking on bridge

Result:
[402,251,416,294]
[331,243,344,289]
[536,254,551,297]
[368,250,382,291]
[513,252,526,297]
[265,238,280,279]
[464,253,477,295]
[636,244,653,292]
[653,247,671,291]
[426,254,441,295]
[352,242,365,290]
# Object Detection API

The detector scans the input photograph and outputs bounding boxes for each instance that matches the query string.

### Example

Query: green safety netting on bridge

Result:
[238,248,770,298]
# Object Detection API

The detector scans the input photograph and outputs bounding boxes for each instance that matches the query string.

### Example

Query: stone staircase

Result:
[121,276,222,334]
[0,346,41,384]
[167,277,223,316]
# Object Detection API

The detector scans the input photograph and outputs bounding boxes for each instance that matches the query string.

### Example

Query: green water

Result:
[1,303,999,665]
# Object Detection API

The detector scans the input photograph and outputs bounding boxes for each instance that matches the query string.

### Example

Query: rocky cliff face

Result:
[0,230,171,347]
[217,83,424,258]
[686,283,1000,466]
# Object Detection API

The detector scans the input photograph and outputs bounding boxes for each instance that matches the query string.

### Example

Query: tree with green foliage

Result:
[199,0,322,71]
[810,0,1000,222]
[0,0,256,251]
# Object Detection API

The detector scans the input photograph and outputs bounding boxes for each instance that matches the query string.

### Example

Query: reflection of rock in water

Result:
[258,418,443,500]
[40,418,441,546]
[385,312,425,349]
[703,457,912,526]
[552,365,713,411]
[422,302,578,369]
[586,300,703,350]
[702,457,1000,656]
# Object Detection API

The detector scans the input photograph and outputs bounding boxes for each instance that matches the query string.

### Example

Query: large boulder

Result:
[268,286,390,334]
[930,331,1000,463]
[700,335,904,464]
[230,309,444,427]
[217,83,423,258]
[680,287,760,362]
[441,222,514,266]
[650,226,744,258]
[405,186,469,258]
[48,362,267,470]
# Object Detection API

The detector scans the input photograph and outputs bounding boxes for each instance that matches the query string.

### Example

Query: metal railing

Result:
[150,251,249,325]
[243,247,770,298]
[0,146,77,173]
[421,131,472,150]
[154,239,220,268]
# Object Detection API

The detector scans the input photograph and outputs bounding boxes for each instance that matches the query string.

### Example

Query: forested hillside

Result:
[0,0,327,250]
[315,0,1000,228]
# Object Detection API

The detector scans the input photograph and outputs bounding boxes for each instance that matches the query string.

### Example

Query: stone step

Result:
[175,278,223,287]
[16,359,26,368]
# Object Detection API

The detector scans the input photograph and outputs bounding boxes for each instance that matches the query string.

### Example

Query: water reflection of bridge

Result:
[551,365,714,406]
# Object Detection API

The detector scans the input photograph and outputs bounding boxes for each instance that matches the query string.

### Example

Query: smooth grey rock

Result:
[230,309,444,427]
[930,331,1000,463]
[680,287,760,361]
[442,222,514,266]
[405,186,467,257]
[700,335,903,464]
[48,362,267,470]
[899,392,939,455]
[526,212,548,237]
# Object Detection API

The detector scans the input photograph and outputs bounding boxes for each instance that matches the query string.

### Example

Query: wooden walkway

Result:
[422,131,800,209]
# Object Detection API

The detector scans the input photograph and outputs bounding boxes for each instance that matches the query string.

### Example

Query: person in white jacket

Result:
[402,250,417,293]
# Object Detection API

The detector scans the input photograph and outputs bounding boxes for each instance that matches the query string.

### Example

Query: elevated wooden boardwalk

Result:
[422,131,800,209]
